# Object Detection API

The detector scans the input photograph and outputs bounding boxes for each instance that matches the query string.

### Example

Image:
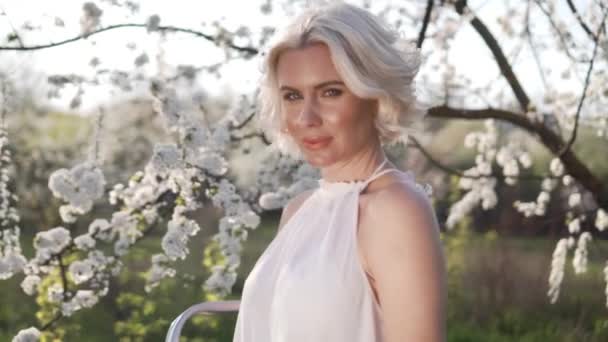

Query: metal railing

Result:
[165,300,240,342]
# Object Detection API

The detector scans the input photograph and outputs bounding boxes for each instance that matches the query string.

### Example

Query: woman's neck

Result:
[320,144,389,183]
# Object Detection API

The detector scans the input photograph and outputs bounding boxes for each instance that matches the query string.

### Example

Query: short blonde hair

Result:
[257,1,426,155]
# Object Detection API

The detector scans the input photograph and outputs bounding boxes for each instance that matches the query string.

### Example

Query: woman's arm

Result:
[362,182,447,342]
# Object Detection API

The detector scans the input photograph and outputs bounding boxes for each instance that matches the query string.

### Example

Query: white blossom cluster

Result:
[80,2,103,35]
[568,217,582,234]
[0,127,26,280]
[513,159,566,217]
[61,289,100,317]
[61,250,116,316]
[110,171,167,210]
[69,259,95,284]
[548,237,574,304]
[189,147,228,176]
[109,165,200,259]
[16,144,127,320]
[21,274,41,296]
[202,177,262,296]
[568,192,581,208]
[23,223,120,299]
[463,122,534,184]
[257,155,319,210]
[150,81,232,178]
[549,158,565,177]
[596,209,608,231]
[145,253,176,292]
[204,264,239,297]
[572,232,592,274]
[131,83,264,296]
[32,227,71,263]
[513,189,551,217]
[447,120,499,229]
[22,233,119,318]
[45,280,105,317]
[48,162,106,223]
[495,143,532,185]
[12,326,40,342]
[111,211,143,256]
[161,206,201,260]
[61,250,122,316]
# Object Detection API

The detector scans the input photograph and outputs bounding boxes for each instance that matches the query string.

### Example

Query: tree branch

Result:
[417,0,435,48]
[408,136,554,181]
[408,136,466,177]
[453,0,530,111]
[427,105,608,209]
[57,254,69,297]
[566,0,596,41]
[0,24,259,56]
[39,312,63,331]
[231,132,271,145]
[231,111,257,130]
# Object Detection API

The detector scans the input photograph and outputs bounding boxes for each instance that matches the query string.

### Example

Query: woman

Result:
[234,2,446,341]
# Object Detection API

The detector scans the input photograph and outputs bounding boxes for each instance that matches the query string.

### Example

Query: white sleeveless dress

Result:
[233,160,415,342]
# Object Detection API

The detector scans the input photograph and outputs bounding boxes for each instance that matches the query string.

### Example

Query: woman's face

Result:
[276,42,379,167]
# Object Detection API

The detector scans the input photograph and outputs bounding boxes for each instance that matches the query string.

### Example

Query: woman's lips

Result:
[301,136,332,150]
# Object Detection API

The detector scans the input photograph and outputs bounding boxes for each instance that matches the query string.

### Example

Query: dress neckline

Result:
[317,159,409,194]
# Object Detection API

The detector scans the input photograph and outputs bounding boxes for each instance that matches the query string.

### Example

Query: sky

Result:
[0,0,596,113]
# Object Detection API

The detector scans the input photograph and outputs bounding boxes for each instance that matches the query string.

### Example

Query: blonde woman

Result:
[234,2,446,341]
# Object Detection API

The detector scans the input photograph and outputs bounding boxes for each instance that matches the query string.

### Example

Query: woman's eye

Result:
[324,88,343,97]
[283,92,301,101]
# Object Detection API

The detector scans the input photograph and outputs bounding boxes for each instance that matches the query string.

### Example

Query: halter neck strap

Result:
[360,159,398,190]
[317,158,403,195]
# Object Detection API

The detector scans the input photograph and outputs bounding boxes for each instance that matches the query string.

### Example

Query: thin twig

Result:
[524,0,549,89]
[57,254,69,297]
[559,9,608,157]
[566,0,596,41]
[417,0,434,48]
[533,0,590,63]
[408,136,554,180]
[231,111,257,130]
[231,132,271,145]
[0,24,259,56]
[39,312,63,331]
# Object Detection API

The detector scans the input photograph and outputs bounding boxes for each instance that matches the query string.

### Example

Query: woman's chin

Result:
[302,153,336,168]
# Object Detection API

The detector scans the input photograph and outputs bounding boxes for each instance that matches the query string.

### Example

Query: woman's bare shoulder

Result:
[364,172,430,210]
[373,175,430,207]
[359,173,437,242]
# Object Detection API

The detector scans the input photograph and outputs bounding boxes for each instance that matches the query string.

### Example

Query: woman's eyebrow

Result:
[279,80,345,92]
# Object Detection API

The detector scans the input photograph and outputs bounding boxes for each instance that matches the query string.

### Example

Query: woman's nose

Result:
[296,97,322,127]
